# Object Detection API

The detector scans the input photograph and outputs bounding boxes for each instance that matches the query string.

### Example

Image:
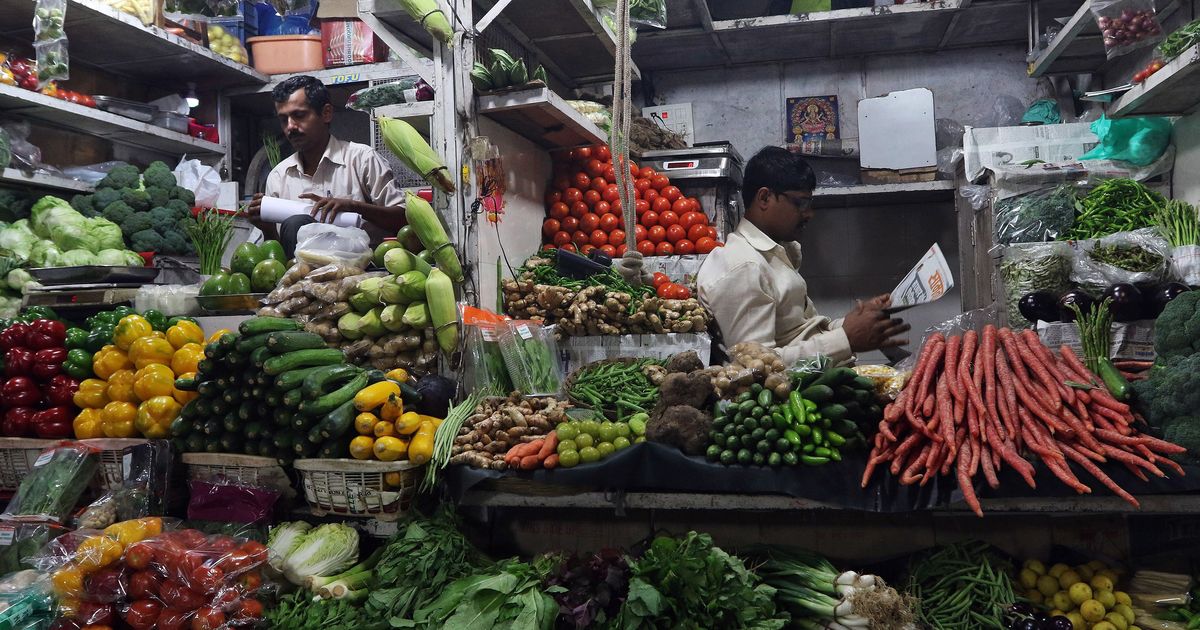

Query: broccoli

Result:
[121,189,151,212]
[1163,420,1200,460]
[129,229,163,253]
[170,187,195,206]
[101,201,134,227]
[92,188,122,210]
[159,229,190,255]
[97,164,139,190]
[145,186,171,208]
[141,165,177,190]
[1132,354,1200,432]
[70,194,95,217]
[146,160,171,173]
[165,199,191,219]
[0,189,33,222]
[148,207,177,233]
[120,212,153,238]
[1154,291,1200,361]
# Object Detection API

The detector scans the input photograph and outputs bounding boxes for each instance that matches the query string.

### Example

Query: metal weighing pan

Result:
[28,266,160,286]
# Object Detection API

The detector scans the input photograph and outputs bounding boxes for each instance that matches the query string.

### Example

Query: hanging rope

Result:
[610,0,637,254]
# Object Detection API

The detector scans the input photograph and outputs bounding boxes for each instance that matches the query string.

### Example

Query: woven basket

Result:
[79,438,148,493]
[0,438,56,492]
[293,459,421,521]
[563,357,658,421]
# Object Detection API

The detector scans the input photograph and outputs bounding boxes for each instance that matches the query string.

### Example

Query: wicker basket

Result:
[564,357,659,421]
[79,438,148,493]
[182,453,281,487]
[292,459,421,521]
[0,438,56,491]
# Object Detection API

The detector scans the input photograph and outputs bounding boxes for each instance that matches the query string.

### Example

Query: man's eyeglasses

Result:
[776,191,813,211]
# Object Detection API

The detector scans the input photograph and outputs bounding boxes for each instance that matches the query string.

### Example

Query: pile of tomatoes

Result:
[651,272,692,300]
[1132,58,1165,83]
[542,145,724,257]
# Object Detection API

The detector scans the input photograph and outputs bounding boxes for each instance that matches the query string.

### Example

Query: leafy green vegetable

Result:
[410,560,557,630]
[280,522,360,586]
[265,592,388,630]
[993,184,1079,245]
[1158,18,1200,62]
[5,445,98,522]
[267,520,313,571]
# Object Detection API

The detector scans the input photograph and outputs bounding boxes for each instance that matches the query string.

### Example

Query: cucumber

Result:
[249,386,264,400]
[306,426,325,444]
[294,439,317,457]
[820,404,848,422]
[175,376,197,391]
[251,346,273,369]
[184,433,205,452]
[238,401,256,422]
[256,441,275,458]
[302,372,369,417]
[222,388,243,406]
[273,366,326,392]
[197,358,217,376]
[202,418,222,436]
[266,331,327,353]
[303,365,362,399]
[264,349,345,375]
[1097,357,1131,401]
[852,376,877,391]
[244,422,265,441]
[265,391,282,407]
[239,316,302,336]
[223,414,241,433]
[317,442,343,459]
[235,332,273,353]
[813,367,855,389]
[291,414,309,431]
[226,351,247,368]
[398,380,423,403]
[271,432,296,450]
[204,342,224,360]
[283,388,304,408]
[196,380,218,397]
[800,384,835,403]
[316,400,357,440]
[274,408,292,427]
[210,398,230,417]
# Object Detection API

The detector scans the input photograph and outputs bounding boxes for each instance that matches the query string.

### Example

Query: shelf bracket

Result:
[357,10,437,86]
[475,0,517,34]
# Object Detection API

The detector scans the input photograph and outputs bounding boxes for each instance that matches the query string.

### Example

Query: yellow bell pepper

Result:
[73,379,110,409]
[72,409,105,439]
[132,364,174,401]
[51,566,83,597]
[385,368,410,383]
[380,394,404,423]
[170,342,204,375]
[74,535,123,573]
[106,369,137,403]
[208,329,232,343]
[395,410,422,435]
[128,335,175,370]
[113,315,153,350]
[174,371,198,405]
[354,381,401,411]
[166,320,205,350]
[92,345,132,380]
[135,396,181,439]
[103,517,161,545]
[101,401,138,438]
[407,420,436,465]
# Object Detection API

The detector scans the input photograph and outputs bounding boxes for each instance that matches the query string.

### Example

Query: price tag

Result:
[0,526,15,546]
[33,451,52,468]
[481,327,496,342]
[517,324,533,340]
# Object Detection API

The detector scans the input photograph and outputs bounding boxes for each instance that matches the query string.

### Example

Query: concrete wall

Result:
[1176,112,1200,204]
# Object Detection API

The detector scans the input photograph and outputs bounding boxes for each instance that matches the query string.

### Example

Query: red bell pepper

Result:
[0,323,29,351]
[26,319,67,351]
[31,406,72,439]
[4,348,32,377]
[2,407,35,437]
[1,377,40,408]
[31,348,67,379]
[44,375,80,407]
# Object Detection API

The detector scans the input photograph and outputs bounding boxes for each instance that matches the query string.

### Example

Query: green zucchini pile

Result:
[171,316,416,462]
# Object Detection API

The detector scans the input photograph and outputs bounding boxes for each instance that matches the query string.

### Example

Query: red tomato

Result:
[603,165,616,182]
[580,213,601,232]
[549,202,569,220]
[639,166,657,180]
[157,609,191,630]
[630,162,641,178]
[575,147,593,160]
[678,212,700,230]
[191,564,225,593]
[609,229,626,246]
[656,282,675,298]
[634,186,644,200]
[675,239,696,255]
[658,210,679,227]
[544,190,561,207]
[661,185,682,202]
[235,599,264,620]
[123,600,161,630]
[652,197,671,214]
[634,225,647,241]
[637,240,656,256]
[542,219,561,238]
[126,541,155,571]
[210,586,240,610]
[648,225,667,243]
[238,542,267,566]
[560,244,577,252]
[634,178,651,193]
[671,197,691,215]
[634,199,649,216]
[643,189,659,206]
[598,213,619,231]
[572,172,591,190]
[695,237,717,254]
[553,176,571,191]
[583,189,602,206]
[237,570,262,593]
[650,174,669,190]
[561,216,580,233]
[666,224,686,243]
[572,231,590,246]
[128,571,159,599]
[616,243,628,256]
[590,177,608,193]
[706,226,719,239]
[595,145,612,162]
[656,241,675,256]
[588,230,608,248]
[602,184,620,203]
[570,201,589,218]
[610,199,622,214]
[219,550,254,573]
[584,159,605,177]
[686,224,708,242]
[580,244,596,255]
[671,284,691,299]
[599,244,617,257]
[594,200,611,215]
[564,187,583,204]
[641,211,659,227]
[652,272,669,287]
[191,607,225,630]
[552,231,571,247]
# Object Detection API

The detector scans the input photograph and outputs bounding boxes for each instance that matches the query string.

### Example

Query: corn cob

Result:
[397,0,454,46]
[378,116,456,193]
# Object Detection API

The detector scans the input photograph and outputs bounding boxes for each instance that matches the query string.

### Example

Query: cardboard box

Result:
[317,0,388,67]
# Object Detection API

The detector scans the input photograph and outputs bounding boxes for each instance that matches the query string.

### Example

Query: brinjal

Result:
[1049,616,1074,630]
[1103,283,1144,322]
[1058,290,1095,322]
[1146,282,1189,318]
[1019,291,1060,323]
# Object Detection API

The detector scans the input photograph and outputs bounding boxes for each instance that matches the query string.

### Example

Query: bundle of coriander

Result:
[185,208,235,275]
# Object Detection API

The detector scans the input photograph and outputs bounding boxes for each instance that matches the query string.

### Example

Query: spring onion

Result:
[758,547,915,629]
[184,208,235,276]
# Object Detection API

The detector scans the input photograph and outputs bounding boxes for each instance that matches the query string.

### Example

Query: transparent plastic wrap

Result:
[0,127,10,171]
[347,78,421,111]
[708,341,790,399]
[0,572,52,630]
[852,364,908,401]
[135,283,202,316]
[1070,228,1170,293]
[33,0,65,43]
[498,321,563,396]
[993,183,1080,245]
[186,479,280,525]
[463,321,513,395]
[999,241,1072,328]
[1170,244,1200,286]
[295,223,372,268]
[1091,0,1164,59]
[592,0,667,28]
[1,121,43,172]
[1,443,98,524]
[959,184,994,211]
[0,524,60,576]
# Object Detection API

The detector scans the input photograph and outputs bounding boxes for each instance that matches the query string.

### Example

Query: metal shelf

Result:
[477,87,606,149]
[373,100,435,136]
[226,61,416,97]
[812,180,957,207]
[0,0,266,87]
[1111,43,1200,117]
[0,84,224,157]
[1027,0,1180,77]
[1,168,93,193]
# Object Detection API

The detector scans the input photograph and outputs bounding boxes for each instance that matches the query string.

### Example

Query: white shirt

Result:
[265,135,406,242]
[696,219,853,365]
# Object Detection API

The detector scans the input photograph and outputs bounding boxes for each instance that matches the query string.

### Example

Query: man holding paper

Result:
[243,75,407,257]
[694,147,910,365]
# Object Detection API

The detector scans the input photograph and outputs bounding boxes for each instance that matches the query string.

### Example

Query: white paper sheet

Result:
[259,196,363,228]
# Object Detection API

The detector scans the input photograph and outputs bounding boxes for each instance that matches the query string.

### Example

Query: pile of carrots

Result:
[504,433,560,470]
[863,325,1186,516]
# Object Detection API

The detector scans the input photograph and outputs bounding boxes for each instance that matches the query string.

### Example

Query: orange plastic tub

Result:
[246,35,325,74]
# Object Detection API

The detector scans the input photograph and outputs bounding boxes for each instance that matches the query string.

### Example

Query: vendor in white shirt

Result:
[242,75,407,257]
[695,147,910,365]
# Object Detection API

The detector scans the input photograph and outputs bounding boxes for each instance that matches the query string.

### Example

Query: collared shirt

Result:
[696,219,854,365]
[265,134,406,242]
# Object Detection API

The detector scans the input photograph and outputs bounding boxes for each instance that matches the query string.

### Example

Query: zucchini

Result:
[244,422,265,441]
[223,414,241,433]
[202,419,222,436]
[222,388,243,406]
[249,386,264,400]
[306,426,325,444]
[398,380,423,404]
[256,441,274,458]
[267,331,327,353]
[291,414,309,431]
[239,316,302,336]
[301,372,369,417]
[214,376,231,390]
[294,439,317,457]
[264,348,345,375]
[274,408,293,427]
[852,376,877,391]
[813,367,856,389]
[226,351,247,368]
[238,401,256,422]
[204,342,224,360]
[210,398,230,417]
[272,432,296,450]
[175,376,198,391]
[196,380,218,397]
[283,388,304,408]
[184,433,205,452]
[218,432,243,453]
[316,400,357,439]
[302,365,361,399]
[819,404,848,422]
[236,332,274,353]
[317,442,343,459]
[251,346,273,369]
[273,365,327,392]
[197,359,217,376]
[265,391,282,407]
[1097,357,1131,401]
[800,384,835,404]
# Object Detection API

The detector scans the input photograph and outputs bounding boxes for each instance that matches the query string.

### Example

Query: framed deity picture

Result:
[786,96,840,143]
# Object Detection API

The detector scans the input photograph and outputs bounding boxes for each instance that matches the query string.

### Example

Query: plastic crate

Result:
[293,459,420,521]
[80,438,148,493]
[0,439,56,492]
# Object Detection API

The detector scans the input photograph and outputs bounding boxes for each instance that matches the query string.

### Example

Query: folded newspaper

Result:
[889,243,955,309]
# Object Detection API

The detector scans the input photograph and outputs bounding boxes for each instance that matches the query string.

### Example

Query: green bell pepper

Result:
[18,306,57,322]
[85,324,114,353]
[167,316,199,328]
[142,309,168,332]
[85,311,117,329]
[63,349,94,379]
[112,306,135,320]
[65,327,89,350]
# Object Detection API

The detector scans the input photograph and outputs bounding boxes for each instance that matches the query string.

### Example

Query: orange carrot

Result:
[957,436,982,517]
[543,454,560,469]
[519,454,541,470]
[979,444,1000,489]
[1102,445,1165,478]
[1060,443,1139,508]
[945,335,963,403]
[537,433,559,460]
[937,375,956,456]
[900,444,930,485]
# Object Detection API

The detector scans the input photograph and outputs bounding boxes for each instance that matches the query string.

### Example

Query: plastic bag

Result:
[1170,244,1200,286]
[174,158,222,207]
[592,0,666,29]
[1090,0,1164,59]
[2,443,98,524]
[0,121,43,171]
[959,184,994,211]
[1080,114,1172,166]
[986,95,1026,127]
[999,241,1072,328]
[33,0,66,42]
[498,321,563,396]
[347,78,421,111]
[1070,228,1170,292]
[1021,98,1062,125]
[294,223,372,268]
[187,479,280,525]
[0,523,58,576]
[462,305,513,394]
[993,183,1079,245]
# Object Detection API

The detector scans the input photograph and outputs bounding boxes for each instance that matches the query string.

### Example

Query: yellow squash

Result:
[354,381,401,411]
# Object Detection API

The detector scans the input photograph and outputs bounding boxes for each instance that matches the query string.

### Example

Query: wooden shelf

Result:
[1111,43,1200,117]
[1027,0,1181,77]
[812,180,956,207]
[1,168,93,193]
[477,88,606,149]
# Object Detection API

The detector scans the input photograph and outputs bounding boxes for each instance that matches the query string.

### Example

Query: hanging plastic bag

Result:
[294,223,372,268]
[1090,0,1165,59]
[999,241,1072,328]
[347,78,422,111]
[173,158,222,207]
[593,0,667,29]
[958,184,994,211]
[1079,114,1172,166]
[33,0,66,42]
[993,183,1079,245]
[34,41,69,88]
[1069,228,1171,293]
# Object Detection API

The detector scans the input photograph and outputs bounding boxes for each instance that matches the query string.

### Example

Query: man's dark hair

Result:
[741,146,816,207]
[272,75,331,112]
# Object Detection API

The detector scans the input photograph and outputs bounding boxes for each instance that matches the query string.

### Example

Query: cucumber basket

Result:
[293,459,421,521]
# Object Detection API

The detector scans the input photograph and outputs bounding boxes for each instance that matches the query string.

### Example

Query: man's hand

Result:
[243,193,264,222]
[842,293,911,352]
[300,193,359,224]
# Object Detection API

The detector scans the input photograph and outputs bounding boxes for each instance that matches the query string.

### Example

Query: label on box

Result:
[517,324,533,340]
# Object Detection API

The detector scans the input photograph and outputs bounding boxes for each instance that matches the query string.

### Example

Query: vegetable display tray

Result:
[293,458,421,521]
[28,266,159,286]
[196,293,267,313]
[78,438,148,493]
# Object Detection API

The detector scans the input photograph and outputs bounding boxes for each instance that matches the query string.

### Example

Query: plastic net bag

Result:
[999,241,1072,328]
[1070,227,1170,293]
[993,183,1080,245]
[1090,0,1165,59]
[1079,115,1172,166]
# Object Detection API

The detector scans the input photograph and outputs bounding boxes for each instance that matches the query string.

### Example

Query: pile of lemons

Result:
[1018,559,1139,630]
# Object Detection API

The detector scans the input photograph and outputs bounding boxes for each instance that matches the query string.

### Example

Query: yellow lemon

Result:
[1049,563,1071,579]
[1026,590,1045,605]
[1113,603,1134,624]
[1059,571,1082,590]
[1090,574,1115,592]
[1066,612,1086,630]
[1080,599,1106,623]
[1051,591,1072,612]
[1096,589,1117,610]
[1019,569,1039,590]
[1069,582,1093,606]
[1025,559,1047,575]
[1114,592,1132,607]
[1038,575,1062,597]
[1104,612,1128,630]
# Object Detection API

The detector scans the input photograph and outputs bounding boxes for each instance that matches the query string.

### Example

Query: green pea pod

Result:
[801,455,829,466]
[789,391,807,425]
[783,429,802,446]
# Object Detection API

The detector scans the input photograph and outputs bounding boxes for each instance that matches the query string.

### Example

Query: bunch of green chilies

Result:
[569,358,663,419]
[1064,179,1165,241]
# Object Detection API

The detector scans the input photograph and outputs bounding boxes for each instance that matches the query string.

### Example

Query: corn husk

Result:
[397,0,453,45]
[378,116,455,193]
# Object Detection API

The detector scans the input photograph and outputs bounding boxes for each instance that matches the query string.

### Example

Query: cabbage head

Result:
[83,217,124,253]
[30,196,83,240]
[96,249,127,266]
[60,249,97,266]
[29,240,62,267]
[0,225,37,259]
[279,523,358,585]
[267,521,313,572]
[122,250,145,266]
